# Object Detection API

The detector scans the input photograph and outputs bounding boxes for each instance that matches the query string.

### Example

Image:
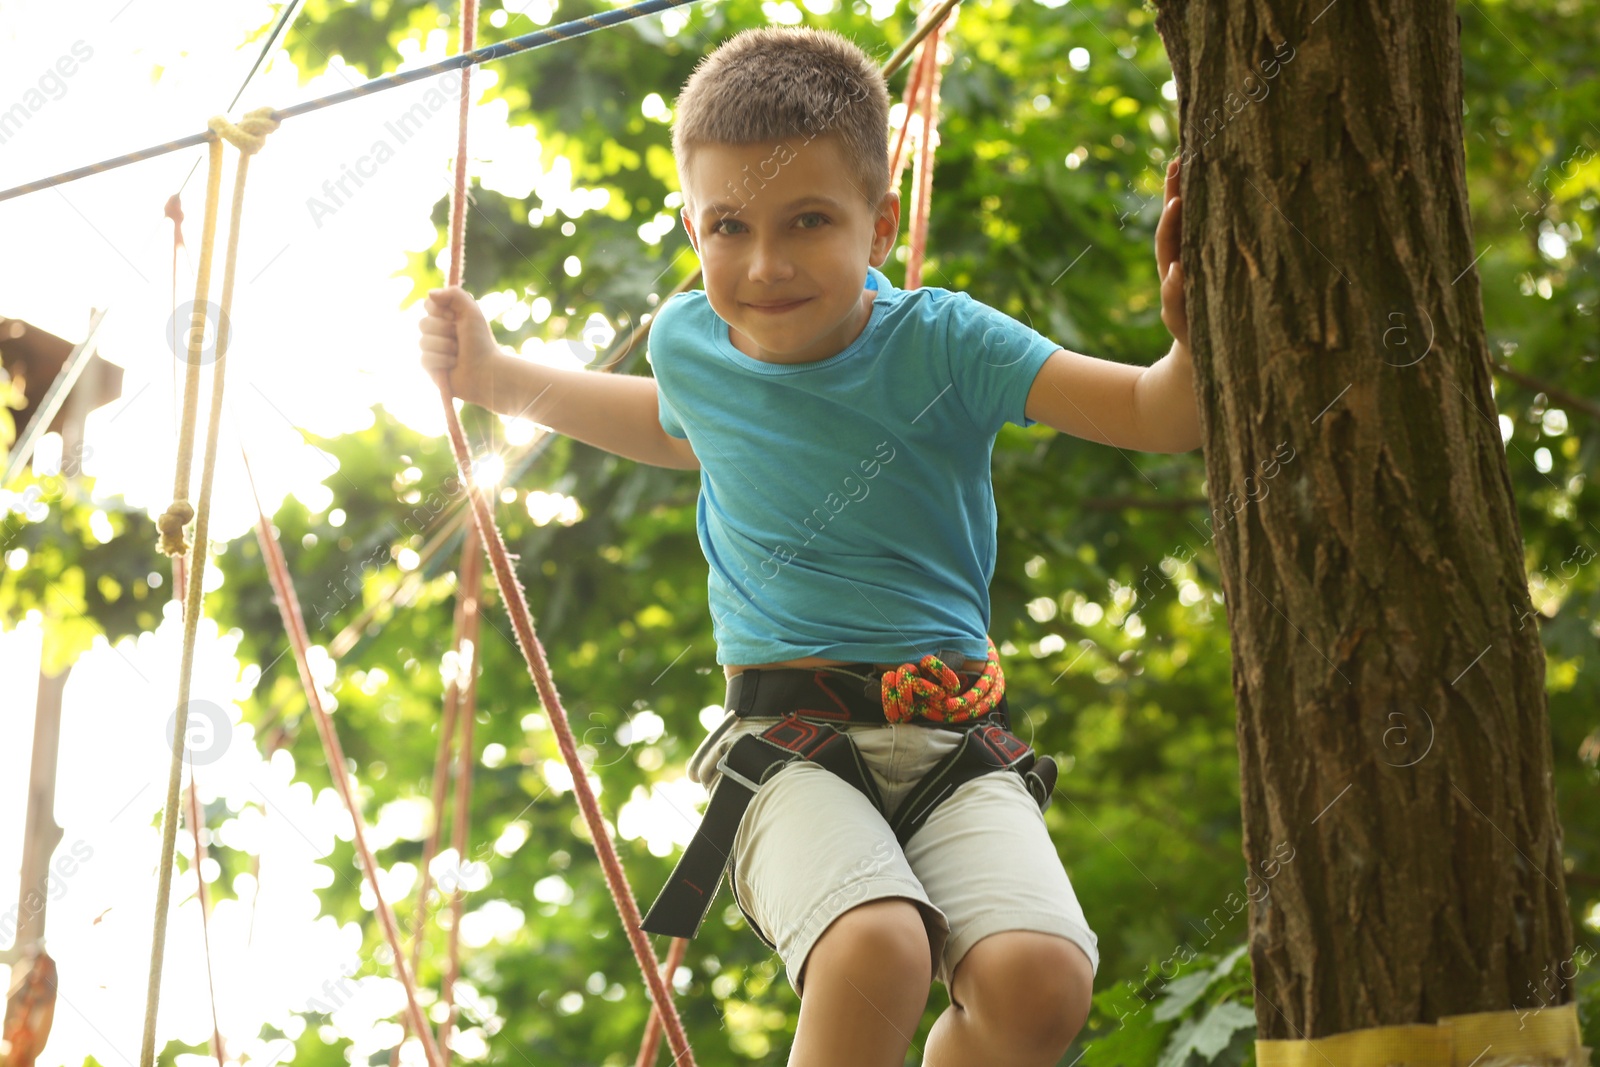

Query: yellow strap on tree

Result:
[142,106,278,1067]
[1256,1002,1589,1067]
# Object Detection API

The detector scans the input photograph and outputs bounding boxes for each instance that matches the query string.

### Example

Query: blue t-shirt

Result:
[650,264,1059,666]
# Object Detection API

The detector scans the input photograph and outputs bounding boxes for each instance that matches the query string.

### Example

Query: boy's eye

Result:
[712,218,746,235]
[796,212,829,229]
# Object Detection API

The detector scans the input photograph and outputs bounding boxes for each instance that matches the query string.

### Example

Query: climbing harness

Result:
[641,641,1057,941]
[641,0,969,943]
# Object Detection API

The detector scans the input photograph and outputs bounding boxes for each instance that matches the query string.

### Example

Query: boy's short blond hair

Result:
[671,27,891,209]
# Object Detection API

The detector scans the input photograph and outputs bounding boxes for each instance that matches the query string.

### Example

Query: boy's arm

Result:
[1023,160,1201,454]
[481,354,701,470]
[1022,340,1199,454]
[421,286,699,470]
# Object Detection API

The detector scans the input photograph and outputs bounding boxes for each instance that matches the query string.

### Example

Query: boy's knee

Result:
[801,897,933,993]
[953,931,1094,1055]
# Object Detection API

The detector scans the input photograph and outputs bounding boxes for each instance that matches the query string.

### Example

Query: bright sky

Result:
[0,0,716,1061]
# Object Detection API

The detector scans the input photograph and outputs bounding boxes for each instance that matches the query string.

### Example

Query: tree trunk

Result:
[1152,0,1575,1041]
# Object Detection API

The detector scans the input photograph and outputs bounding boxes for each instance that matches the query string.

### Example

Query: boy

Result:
[418,26,1198,1067]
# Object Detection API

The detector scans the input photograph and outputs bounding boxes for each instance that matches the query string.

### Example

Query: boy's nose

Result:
[747,238,795,283]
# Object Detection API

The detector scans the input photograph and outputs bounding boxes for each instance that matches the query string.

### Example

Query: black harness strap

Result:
[639,665,1057,941]
[888,719,1056,844]
[641,714,879,939]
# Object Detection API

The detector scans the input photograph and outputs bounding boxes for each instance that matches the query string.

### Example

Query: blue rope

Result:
[0,0,705,203]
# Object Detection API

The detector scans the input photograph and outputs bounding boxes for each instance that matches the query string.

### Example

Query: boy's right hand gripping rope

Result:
[880,636,1005,723]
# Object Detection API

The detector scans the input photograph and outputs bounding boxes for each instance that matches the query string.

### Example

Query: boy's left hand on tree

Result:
[1156,158,1189,352]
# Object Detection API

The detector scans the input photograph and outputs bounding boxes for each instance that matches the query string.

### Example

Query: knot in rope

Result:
[157,501,194,557]
[881,636,1005,724]
[206,106,280,155]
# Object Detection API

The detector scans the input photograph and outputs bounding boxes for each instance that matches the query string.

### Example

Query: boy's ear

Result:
[681,207,700,253]
[870,190,901,266]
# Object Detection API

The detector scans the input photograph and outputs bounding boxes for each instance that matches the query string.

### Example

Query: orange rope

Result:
[392,12,490,1063]
[881,636,1005,723]
[887,40,925,187]
[904,13,950,289]
[889,1,957,188]
[405,616,459,1007]
[447,0,477,293]
[430,212,701,1067]
[440,520,483,1064]
[241,450,446,1067]
[392,520,481,1067]
[634,935,690,1067]
[436,0,697,1060]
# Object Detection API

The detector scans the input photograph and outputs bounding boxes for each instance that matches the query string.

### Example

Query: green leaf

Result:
[1157,1000,1257,1067]
[1152,970,1214,1023]
[1154,944,1251,1022]
[1192,1002,1258,1062]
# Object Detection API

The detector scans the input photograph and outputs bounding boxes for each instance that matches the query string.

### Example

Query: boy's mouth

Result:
[745,298,810,313]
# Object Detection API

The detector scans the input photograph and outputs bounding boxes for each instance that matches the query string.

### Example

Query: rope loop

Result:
[206,106,280,155]
[881,636,1005,723]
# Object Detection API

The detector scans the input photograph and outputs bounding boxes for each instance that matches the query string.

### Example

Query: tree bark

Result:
[1152,0,1575,1041]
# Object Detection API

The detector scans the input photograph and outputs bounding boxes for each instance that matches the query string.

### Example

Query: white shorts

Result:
[689,713,1100,997]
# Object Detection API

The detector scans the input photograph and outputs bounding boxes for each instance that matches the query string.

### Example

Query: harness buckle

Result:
[713,750,766,795]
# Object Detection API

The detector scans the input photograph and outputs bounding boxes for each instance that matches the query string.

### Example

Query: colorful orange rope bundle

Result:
[880,636,1006,723]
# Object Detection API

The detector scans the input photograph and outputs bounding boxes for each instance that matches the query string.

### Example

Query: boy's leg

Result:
[923,929,1094,1067]
[725,756,949,1067]
[900,765,1100,1067]
[790,898,933,1067]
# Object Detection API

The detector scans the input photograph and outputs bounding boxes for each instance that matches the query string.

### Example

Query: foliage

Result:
[1079,943,1256,1067]
[1,364,25,452]
[0,461,165,672]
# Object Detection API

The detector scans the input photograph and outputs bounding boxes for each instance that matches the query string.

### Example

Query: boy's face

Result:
[679,134,899,365]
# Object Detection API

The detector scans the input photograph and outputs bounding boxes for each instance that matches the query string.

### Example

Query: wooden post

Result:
[3,667,66,964]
